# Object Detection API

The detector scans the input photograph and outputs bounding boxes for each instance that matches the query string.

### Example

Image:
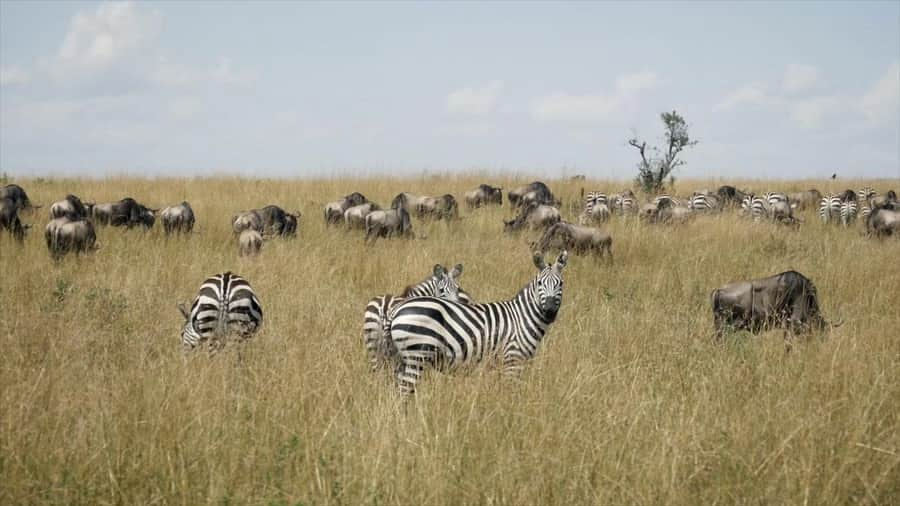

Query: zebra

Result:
[764,192,789,207]
[613,190,638,215]
[741,194,768,219]
[386,251,568,397]
[840,199,858,226]
[178,272,263,353]
[363,264,468,372]
[819,195,841,223]
[857,187,877,203]
[582,191,608,214]
[688,194,720,212]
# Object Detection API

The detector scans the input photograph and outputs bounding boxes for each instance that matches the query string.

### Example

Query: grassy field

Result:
[1,175,898,505]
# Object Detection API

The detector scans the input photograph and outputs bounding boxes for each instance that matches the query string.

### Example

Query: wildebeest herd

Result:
[2,180,895,396]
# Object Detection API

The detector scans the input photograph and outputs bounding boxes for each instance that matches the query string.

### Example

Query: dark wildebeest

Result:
[866,205,900,237]
[233,209,264,234]
[344,202,380,229]
[109,198,157,229]
[50,194,90,220]
[716,185,747,209]
[324,192,369,225]
[259,205,300,237]
[869,190,898,209]
[239,229,263,256]
[711,271,840,346]
[534,221,612,259]
[465,184,502,208]
[365,208,413,243]
[89,203,116,225]
[503,202,561,232]
[45,216,98,259]
[1,184,37,211]
[786,189,822,211]
[508,181,557,209]
[1,197,29,242]
[838,189,857,203]
[161,202,195,235]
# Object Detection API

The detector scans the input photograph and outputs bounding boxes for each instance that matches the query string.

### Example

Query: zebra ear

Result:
[451,264,463,278]
[555,250,568,270]
[177,303,189,320]
[533,252,547,270]
[433,264,446,277]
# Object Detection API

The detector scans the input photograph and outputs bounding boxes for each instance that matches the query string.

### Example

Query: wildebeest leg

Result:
[783,330,793,355]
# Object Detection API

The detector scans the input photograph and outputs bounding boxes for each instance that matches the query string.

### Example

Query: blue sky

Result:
[1,1,898,179]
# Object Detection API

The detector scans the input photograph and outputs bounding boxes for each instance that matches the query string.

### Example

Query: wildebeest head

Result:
[838,189,856,202]
[391,193,408,211]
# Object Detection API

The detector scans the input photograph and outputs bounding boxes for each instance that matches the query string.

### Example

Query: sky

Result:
[1,1,898,179]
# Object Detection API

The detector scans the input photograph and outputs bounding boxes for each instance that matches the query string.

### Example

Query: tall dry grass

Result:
[1,175,898,505]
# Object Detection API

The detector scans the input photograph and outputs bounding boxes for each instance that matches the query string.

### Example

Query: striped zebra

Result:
[363,264,468,372]
[857,187,877,202]
[653,194,683,208]
[688,194,720,212]
[178,272,263,353]
[386,251,567,397]
[840,199,858,226]
[764,192,789,207]
[614,190,638,215]
[741,194,768,219]
[819,195,841,223]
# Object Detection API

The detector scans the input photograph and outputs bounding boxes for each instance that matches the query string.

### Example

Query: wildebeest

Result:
[233,209,264,234]
[465,184,502,208]
[716,185,747,208]
[866,205,900,237]
[344,202,380,229]
[768,200,799,225]
[161,202,195,235]
[503,203,561,232]
[508,181,557,209]
[239,229,263,256]
[641,199,692,224]
[1,197,29,242]
[711,271,839,341]
[534,221,612,259]
[868,190,898,209]
[324,192,369,225]
[258,205,301,237]
[365,208,413,243]
[50,194,90,220]
[786,189,822,211]
[390,193,433,217]
[108,198,157,229]
[1,184,37,211]
[89,203,115,225]
[45,216,98,259]
[418,194,459,220]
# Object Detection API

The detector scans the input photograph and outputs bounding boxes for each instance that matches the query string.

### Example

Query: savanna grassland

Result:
[1,175,899,505]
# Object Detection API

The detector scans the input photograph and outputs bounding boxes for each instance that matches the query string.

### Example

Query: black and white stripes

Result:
[386,252,567,397]
[179,272,263,353]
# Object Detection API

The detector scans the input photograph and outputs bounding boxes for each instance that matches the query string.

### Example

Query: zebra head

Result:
[431,264,463,302]
[531,250,567,319]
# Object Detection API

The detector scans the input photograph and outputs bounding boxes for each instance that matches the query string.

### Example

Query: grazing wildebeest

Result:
[465,184,503,208]
[711,271,839,343]
[259,205,300,237]
[161,201,195,235]
[787,189,822,211]
[418,194,459,220]
[509,181,557,209]
[324,192,369,225]
[716,185,747,209]
[641,199,692,224]
[283,213,298,236]
[866,205,900,237]
[50,194,90,220]
[1,184,37,211]
[89,203,116,225]
[45,217,98,259]
[108,198,157,229]
[344,202,381,229]
[1,197,29,242]
[365,208,413,243]
[869,190,898,209]
[239,229,263,256]
[534,221,612,259]
[503,203,561,232]
[769,200,799,225]
[232,210,264,234]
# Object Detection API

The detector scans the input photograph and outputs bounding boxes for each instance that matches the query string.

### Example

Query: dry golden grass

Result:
[1,175,898,505]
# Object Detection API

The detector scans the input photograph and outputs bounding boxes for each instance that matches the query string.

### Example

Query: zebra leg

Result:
[502,345,527,380]
[395,357,425,397]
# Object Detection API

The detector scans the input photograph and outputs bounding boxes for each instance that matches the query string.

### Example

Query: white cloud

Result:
[531,71,660,124]
[446,81,503,115]
[0,66,31,86]
[782,64,820,94]
[860,61,900,124]
[55,2,162,78]
[714,83,770,111]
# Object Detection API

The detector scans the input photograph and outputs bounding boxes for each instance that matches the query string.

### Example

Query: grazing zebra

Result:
[819,195,841,223]
[764,192,789,207]
[582,191,608,214]
[741,195,768,219]
[688,194,720,212]
[363,264,468,372]
[178,272,263,353]
[386,251,568,397]
[840,200,858,226]
[613,191,638,215]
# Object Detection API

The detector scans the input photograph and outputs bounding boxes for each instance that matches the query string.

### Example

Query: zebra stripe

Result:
[764,192,788,207]
[386,252,567,397]
[741,195,768,219]
[819,195,842,223]
[857,187,876,202]
[688,194,719,212]
[840,200,858,226]
[181,272,263,353]
[363,264,468,372]
[653,195,682,208]
[615,194,637,215]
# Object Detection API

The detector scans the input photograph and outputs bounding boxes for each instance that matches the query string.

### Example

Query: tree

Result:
[628,110,698,194]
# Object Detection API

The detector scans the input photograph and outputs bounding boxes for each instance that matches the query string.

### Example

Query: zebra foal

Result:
[386,251,568,397]
[178,272,263,353]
